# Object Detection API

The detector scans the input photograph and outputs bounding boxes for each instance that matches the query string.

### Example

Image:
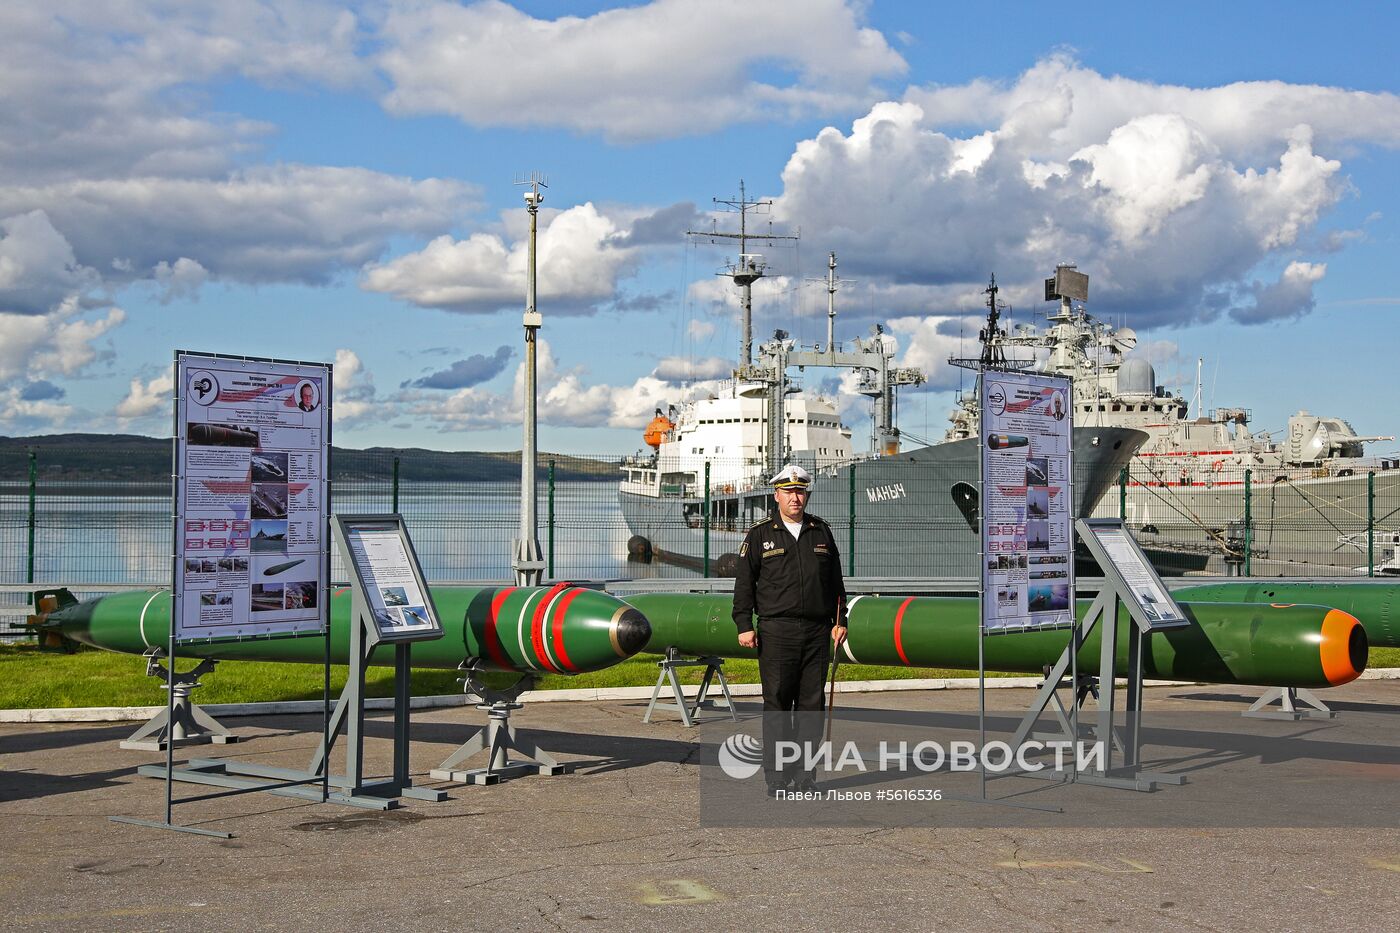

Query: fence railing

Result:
[4,443,1398,640]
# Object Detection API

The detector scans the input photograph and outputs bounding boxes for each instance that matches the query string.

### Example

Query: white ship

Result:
[618,198,1146,578]
[948,265,1400,574]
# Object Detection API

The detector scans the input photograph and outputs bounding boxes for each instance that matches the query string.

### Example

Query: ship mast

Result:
[784,253,924,459]
[687,180,798,368]
[825,251,839,350]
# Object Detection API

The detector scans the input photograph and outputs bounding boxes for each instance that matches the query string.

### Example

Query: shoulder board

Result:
[747,518,769,530]
[807,514,829,527]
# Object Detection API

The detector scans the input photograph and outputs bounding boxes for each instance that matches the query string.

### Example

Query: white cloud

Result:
[114,372,174,422]
[0,168,472,288]
[1232,260,1327,324]
[0,211,103,315]
[0,2,369,186]
[0,385,73,433]
[361,203,637,313]
[906,54,1400,163]
[404,339,720,432]
[653,356,733,382]
[0,7,473,311]
[883,316,976,392]
[0,300,125,384]
[334,347,376,423]
[687,319,716,340]
[153,257,209,304]
[376,0,905,141]
[772,57,1399,327]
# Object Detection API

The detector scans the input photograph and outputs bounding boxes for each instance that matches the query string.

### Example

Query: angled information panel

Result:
[1077,518,1189,631]
[335,515,443,643]
[175,352,330,641]
[980,370,1074,632]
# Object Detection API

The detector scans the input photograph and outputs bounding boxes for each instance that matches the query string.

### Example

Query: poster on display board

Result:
[174,352,330,641]
[980,370,1074,633]
[335,516,443,643]
[1081,519,1187,629]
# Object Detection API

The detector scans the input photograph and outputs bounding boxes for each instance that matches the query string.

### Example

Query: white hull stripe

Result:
[139,590,167,651]
[516,590,542,670]
[842,595,866,663]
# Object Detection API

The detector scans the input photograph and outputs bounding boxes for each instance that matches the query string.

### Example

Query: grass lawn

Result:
[4,643,1398,710]
[0,644,1010,709]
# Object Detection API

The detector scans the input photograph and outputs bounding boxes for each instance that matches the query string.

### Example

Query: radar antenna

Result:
[686,180,799,368]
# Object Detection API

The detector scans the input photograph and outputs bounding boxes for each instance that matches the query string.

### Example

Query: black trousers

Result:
[756,617,831,783]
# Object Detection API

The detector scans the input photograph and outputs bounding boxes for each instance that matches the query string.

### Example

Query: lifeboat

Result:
[643,409,674,449]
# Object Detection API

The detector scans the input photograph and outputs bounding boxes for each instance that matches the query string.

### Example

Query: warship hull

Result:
[620,426,1147,578]
[1092,464,1400,575]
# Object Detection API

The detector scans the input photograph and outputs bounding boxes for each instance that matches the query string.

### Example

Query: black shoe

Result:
[795,777,819,793]
[765,779,790,798]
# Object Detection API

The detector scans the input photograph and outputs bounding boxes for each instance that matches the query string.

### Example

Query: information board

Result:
[1081,519,1187,629]
[980,370,1074,632]
[175,352,330,641]
[336,516,443,642]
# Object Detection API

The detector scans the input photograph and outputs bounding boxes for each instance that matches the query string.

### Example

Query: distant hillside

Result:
[0,434,619,484]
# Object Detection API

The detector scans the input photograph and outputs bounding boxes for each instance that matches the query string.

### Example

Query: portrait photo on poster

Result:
[296,379,320,412]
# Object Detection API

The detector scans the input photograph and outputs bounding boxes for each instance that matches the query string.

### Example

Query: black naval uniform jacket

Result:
[732,512,848,635]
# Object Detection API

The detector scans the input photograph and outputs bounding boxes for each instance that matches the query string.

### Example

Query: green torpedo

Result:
[1173,580,1400,649]
[33,583,651,675]
[627,593,1366,689]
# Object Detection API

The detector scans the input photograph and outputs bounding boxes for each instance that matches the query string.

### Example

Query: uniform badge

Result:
[764,540,775,550]
[739,542,748,557]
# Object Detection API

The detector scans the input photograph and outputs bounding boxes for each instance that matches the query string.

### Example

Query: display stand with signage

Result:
[317,514,449,806]
[113,351,333,838]
[1006,518,1192,792]
[946,280,1069,812]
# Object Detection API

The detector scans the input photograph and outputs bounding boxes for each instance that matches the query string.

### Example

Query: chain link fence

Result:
[5,441,1399,641]
[1100,460,1400,577]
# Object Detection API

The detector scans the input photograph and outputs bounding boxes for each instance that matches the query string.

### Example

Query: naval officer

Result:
[732,464,848,794]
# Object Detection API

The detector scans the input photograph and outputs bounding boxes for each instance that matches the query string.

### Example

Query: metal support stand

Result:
[120,652,239,751]
[1243,686,1335,721]
[1029,670,1121,753]
[430,671,574,785]
[1007,589,1183,792]
[642,649,736,726]
[303,617,447,807]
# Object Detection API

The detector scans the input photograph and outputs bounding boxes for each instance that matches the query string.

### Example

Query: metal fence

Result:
[1100,460,1400,577]
[4,443,1398,614]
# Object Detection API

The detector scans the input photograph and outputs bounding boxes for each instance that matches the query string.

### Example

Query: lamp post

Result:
[513,174,547,586]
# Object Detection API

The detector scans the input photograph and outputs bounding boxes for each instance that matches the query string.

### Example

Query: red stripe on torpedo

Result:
[893,597,914,665]
[531,582,570,673]
[549,586,582,673]
[485,586,516,669]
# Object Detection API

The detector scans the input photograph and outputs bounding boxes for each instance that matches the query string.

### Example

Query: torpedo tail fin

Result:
[25,587,79,651]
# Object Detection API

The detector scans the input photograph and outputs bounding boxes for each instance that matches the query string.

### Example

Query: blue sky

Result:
[2,1,1398,455]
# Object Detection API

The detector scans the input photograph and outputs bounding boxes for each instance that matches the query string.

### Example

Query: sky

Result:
[2,0,1398,456]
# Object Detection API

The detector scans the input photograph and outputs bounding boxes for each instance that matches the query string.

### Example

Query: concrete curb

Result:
[4,668,1397,723]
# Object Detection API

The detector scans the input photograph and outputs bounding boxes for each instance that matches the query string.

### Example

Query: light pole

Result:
[513,173,547,586]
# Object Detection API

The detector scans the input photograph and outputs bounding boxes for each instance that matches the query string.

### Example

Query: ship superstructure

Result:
[618,193,1146,577]
[947,264,1393,485]
[944,264,1398,573]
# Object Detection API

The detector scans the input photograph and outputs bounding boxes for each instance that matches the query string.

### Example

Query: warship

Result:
[945,264,1399,574]
[618,188,1146,578]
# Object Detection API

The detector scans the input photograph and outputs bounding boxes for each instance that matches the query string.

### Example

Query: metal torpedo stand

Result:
[1006,518,1192,793]
[118,653,238,751]
[314,514,449,806]
[643,646,737,727]
[1243,684,1336,721]
[428,667,576,786]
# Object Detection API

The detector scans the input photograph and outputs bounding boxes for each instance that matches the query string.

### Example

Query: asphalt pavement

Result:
[2,681,1398,932]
